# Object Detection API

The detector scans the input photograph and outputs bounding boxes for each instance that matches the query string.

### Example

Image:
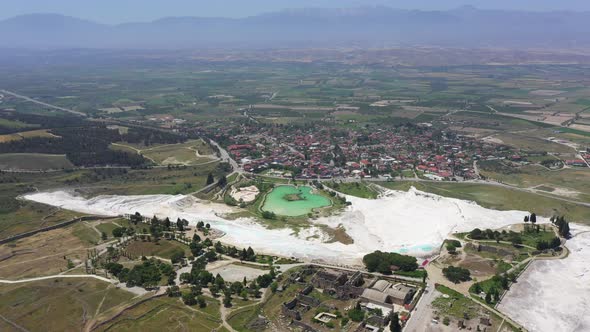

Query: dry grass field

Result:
[0,129,58,143]
[0,278,134,332]
[0,225,90,278]
[94,297,222,332]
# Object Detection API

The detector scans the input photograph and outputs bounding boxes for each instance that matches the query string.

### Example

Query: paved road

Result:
[209,139,240,172]
[1,89,86,117]
[404,282,438,332]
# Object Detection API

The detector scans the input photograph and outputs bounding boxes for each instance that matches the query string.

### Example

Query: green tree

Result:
[223,290,232,308]
[246,247,256,261]
[442,266,471,284]
[112,227,126,238]
[167,285,181,297]
[270,281,278,293]
[240,289,249,300]
[485,292,492,304]
[390,312,401,332]
[472,282,482,294]
[530,213,537,225]
[347,305,365,322]
[182,292,196,305]
[170,250,185,264]
[206,173,215,185]
[218,175,227,187]
[197,296,207,308]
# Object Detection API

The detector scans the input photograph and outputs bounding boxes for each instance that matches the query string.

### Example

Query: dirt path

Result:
[110,143,158,164]
[0,274,114,284]
[220,305,238,332]
[0,89,86,117]
[84,221,102,237]
[0,314,30,332]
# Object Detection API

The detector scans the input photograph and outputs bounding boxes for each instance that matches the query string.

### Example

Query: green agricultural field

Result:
[480,163,590,202]
[0,278,134,332]
[0,118,37,129]
[75,163,224,196]
[494,132,575,154]
[379,181,590,223]
[0,153,74,170]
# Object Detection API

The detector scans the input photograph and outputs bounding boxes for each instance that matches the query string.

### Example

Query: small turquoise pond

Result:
[394,244,434,254]
[261,185,332,217]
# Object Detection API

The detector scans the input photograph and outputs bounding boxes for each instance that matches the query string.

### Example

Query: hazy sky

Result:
[3,0,590,23]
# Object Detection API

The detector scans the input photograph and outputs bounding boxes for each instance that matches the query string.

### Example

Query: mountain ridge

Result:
[0,7,588,49]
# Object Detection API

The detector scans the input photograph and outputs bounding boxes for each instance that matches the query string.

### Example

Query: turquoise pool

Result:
[261,185,332,217]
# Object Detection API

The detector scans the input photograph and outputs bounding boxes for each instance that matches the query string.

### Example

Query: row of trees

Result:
[469,228,523,246]
[129,214,190,240]
[536,237,561,251]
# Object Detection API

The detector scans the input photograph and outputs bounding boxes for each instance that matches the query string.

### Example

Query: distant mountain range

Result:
[1,6,589,49]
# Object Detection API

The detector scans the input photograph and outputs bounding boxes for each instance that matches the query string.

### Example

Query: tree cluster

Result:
[0,126,146,167]
[347,302,365,322]
[445,239,462,254]
[0,118,187,167]
[0,112,85,135]
[362,251,418,274]
[442,266,471,284]
[536,237,561,251]
[552,216,571,238]
[105,258,175,289]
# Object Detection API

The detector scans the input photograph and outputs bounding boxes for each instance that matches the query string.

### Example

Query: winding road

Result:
[1,89,86,117]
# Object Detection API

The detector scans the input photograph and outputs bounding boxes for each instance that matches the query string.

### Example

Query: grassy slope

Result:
[125,239,191,259]
[324,181,379,199]
[95,297,221,332]
[0,279,134,332]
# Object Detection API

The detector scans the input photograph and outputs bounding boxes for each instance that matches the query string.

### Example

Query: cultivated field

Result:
[0,153,73,170]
